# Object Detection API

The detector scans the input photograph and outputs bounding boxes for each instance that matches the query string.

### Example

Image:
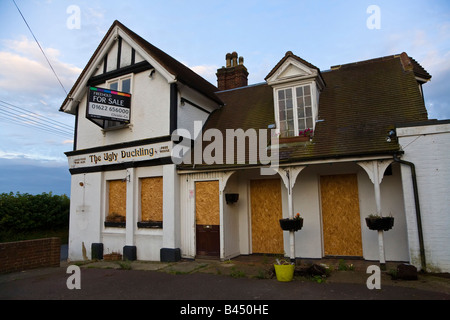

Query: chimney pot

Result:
[226,53,232,68]
[231,51,238,67]
[216,51,248,91]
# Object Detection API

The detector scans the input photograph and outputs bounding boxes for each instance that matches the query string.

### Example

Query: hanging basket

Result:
[279,218,303,231]
[365,217,394,231]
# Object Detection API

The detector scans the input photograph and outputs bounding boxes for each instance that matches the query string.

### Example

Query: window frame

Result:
[102,74,133,130]
[275,82,317,138]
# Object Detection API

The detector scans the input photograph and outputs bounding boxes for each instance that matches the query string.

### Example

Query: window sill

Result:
[137,221,163,229]
[276,136,311,144]
[104,221,126,228]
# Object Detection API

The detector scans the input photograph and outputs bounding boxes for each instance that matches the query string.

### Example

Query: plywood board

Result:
[108,180,126,217]
[320,174,363,256]
[195,181,220,225]
[250,179,283,254]
[141,177,163,221]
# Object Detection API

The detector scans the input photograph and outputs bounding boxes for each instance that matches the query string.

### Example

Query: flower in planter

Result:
[299,128,313,137]
[279,214,303,231]
[106,212,126,223]
[275,258,294,265]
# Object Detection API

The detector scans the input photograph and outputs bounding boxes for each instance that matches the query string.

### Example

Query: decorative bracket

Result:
[357,160,393,185]
[277,166,306,194]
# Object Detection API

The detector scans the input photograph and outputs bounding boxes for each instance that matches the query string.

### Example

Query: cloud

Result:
[0,36,81,96]
[0,150,66,164]
[183,62,218,85]
[385,28,450,120]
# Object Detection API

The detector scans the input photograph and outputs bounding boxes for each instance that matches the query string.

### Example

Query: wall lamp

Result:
[386,129,397,142]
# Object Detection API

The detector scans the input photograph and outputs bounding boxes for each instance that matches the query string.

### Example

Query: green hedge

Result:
[0,192,69,240]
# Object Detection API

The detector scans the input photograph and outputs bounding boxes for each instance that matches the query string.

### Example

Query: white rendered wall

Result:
[68,172,103,261]
[75,69,171,151]
[397,122,450,272]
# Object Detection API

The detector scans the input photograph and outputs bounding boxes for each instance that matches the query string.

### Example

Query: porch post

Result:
[357,160,393,269]
[124,167,137,260]
[277,166,306,262]
[219,171,235,260]
[371,162,386,268]
[287,179,295,262]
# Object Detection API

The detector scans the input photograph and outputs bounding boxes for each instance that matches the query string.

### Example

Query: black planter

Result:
[365,217,394,231]
[104,221,126,228]
[279,218,303,231]
[225,193,239,204]
[137,221,163,229]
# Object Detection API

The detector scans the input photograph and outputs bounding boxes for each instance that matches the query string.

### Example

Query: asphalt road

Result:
[1,264,449,301]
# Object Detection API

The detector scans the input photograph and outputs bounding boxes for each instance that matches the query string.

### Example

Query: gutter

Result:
[393,153,426,271]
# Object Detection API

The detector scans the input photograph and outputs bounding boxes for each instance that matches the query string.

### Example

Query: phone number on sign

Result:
[90,103,129,115]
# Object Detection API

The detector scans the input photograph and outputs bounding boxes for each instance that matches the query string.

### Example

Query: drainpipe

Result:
[393,153,426,271]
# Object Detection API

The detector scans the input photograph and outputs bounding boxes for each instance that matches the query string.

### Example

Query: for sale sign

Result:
[86,87,131,122]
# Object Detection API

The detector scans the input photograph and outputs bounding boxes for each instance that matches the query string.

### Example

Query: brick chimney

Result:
[216,52,248,91]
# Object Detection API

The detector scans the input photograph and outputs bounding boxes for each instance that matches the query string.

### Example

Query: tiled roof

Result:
[116,21,222,105]
[60,20,222,111]
[180,53,430,170]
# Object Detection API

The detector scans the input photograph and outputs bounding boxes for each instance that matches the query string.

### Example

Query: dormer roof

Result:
[265,51,325,88]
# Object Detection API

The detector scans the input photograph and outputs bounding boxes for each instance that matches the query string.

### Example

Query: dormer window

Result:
[265,51,325,140]
[277,84,313,138]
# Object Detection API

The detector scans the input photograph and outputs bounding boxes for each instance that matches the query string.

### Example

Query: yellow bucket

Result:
[274,264,295,282]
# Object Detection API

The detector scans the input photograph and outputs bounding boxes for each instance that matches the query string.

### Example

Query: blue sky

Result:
[0,0,449,195]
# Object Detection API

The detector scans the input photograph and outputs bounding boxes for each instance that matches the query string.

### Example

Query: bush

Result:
[0,192,69,241]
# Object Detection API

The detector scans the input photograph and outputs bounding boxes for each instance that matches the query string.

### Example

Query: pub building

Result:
[61,20,448,272]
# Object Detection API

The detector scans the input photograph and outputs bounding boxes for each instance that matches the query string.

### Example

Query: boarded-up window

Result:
[107,180,126,222]
[250,179,283,254]
[141,177,163,222]
[320,174,363,256]
[195,180,220,226]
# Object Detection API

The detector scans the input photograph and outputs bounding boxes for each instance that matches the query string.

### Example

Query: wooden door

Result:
[250,179,284,254]
[320,174,363,256]
[195,181,220,257]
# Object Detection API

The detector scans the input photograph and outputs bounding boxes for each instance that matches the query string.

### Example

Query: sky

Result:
[0,0,449,196]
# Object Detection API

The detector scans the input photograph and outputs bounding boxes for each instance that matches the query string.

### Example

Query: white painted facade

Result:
[63,22,220,262]
[397,121,450,272]
[179,159,410,262]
